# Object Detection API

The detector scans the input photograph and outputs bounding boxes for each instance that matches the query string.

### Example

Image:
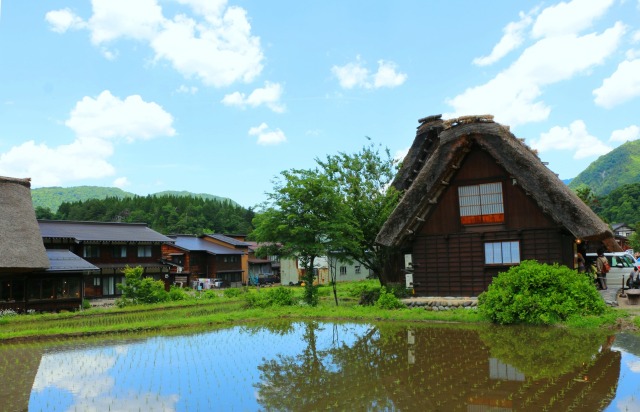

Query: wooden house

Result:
[376,115,619,297]
[1,176,98,312]
[162,235,246,287]
[39,220,173,298]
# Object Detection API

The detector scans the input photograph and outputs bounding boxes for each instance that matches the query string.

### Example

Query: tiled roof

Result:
[171,235,245,255]
[45,249,100,272]
[205,233,250,247]
[38,220,174,243]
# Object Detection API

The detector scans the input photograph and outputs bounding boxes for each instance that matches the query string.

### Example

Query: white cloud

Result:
[473,11,533,66]
[446,22,625,126]
[593,59,640,108]
[0,138,116,185]
[530,120,612,159]
[176,85,199,94]
[531,0,615,38]
[221,81,285,112]
[332,56,406,89]
[113,177,130,188]
[47,0,264,88]
[87,0,164,44]
[0,91,175,187]
[610,125,640,142]
[45,8,86,33]
[248,123,286,145]
[65,90,175,141]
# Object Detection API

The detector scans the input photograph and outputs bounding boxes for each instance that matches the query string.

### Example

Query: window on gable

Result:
[458,182,504,225]
[485,241,520,265]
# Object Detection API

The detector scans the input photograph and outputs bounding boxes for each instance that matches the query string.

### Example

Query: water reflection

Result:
[0,323,635,411]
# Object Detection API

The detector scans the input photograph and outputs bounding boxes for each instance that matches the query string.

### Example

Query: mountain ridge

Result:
[32,186,236,212]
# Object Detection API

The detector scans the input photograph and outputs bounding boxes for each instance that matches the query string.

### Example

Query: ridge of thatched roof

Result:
[0,176,50,272]
[377,116,618,251]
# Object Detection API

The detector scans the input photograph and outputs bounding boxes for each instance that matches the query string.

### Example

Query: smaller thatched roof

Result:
[0,176,50,272]
[377,116,619,251]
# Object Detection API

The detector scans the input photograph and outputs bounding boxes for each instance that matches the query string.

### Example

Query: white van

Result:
[586,252,636,287]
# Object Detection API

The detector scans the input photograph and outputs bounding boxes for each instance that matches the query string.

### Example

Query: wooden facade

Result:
[376,115,619,297]
[39,221,173,298]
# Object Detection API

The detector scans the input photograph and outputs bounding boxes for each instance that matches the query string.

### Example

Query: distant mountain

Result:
[31,186,134,212]
[32,186,236,212]
[568,140,640,196]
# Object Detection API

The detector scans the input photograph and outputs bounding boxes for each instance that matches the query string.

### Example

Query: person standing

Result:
[576,252,586,273]
[628,266,640,289]
[596,250,608,290]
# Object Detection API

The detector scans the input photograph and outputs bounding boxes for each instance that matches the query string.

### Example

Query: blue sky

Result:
[1,0,639,208]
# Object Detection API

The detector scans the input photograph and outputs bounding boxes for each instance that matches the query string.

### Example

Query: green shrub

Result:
[348,282,380,298]
[375,287,406,310]
[81,299,92,310]
[223,287,243,298]
[117,266,170,306]
[317,286,331,297]
[245,287,296,308]
[169,286,190,301]
[202,290,218,300]
[478,260,607,325]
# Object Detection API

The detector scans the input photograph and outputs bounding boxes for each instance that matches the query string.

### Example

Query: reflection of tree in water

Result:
[255,322,621,411]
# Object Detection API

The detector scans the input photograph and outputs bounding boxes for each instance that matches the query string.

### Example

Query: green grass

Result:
[0,280,633,341]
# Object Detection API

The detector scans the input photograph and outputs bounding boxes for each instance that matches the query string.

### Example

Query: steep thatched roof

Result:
[377,115,619,251]
[0,176,50,272]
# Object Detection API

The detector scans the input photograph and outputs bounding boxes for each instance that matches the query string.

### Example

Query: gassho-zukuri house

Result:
[376,115,620,297]
[1,176,99,312]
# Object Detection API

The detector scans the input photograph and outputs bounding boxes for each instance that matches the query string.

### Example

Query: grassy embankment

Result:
[0,280,636,341]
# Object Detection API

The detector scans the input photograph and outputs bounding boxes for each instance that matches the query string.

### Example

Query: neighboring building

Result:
[39,220,173,298]
[205,234,251,284]
[280,255,371,285]
[245,241,280,285]
[376,115,619,297]
[611,223,634,238]
[1,176,97,312]
[162,235,246,288]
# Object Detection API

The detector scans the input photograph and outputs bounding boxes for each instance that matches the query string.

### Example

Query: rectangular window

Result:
[458,182,504,225]
[355,265,361,274]
[93,277,101,286]
[340,266,347,275]
[137,245,152,257]
[485,241,520,264]
[83,245,100,258]
[113,245,127,258]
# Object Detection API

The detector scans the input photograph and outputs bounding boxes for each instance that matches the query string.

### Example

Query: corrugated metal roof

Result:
[171,235,245,255]
[45,249,99,272]
[205,233,250,247]
[38,220,174,243]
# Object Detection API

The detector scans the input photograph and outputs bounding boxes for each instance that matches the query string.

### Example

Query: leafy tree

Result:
[34,206,54,219]
[316,141,400,285]
[252,169,357,306]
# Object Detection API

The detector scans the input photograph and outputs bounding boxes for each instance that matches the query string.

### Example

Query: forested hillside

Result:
[37,195,254,235]
[568,140,640,196]
[31,186,133,212]
[593,183,640,226]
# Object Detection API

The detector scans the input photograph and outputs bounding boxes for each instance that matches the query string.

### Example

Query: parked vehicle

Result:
[586,252,635,286]
[212,278,228,288]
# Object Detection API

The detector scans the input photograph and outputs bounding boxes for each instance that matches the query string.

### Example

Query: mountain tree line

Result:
[35,195,255,235]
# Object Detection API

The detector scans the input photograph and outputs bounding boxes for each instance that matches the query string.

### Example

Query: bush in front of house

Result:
[375,287,405,310]
[478,260,606,325]
[169,286,190,301]
[117,266,170,306]
[223,287,243,298]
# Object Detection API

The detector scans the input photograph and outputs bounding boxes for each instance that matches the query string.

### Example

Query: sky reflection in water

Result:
[13,322,640,411]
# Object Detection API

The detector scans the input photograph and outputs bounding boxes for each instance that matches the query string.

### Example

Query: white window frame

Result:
[340,266,347,276]
[485,241,520,265]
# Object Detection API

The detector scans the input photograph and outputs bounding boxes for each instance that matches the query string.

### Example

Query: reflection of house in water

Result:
[0,343,44,412]
[399,327,620,411]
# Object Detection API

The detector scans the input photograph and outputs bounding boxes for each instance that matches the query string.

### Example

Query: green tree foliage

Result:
[595,183,640,226]
[478,260,606,325]
[568,139,640,196]
[116,266,169,306]
[316,141,400,285]
[252,169,358,306]
[50,194,254,235]
[31,186,134,212]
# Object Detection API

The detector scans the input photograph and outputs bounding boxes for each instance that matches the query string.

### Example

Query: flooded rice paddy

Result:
[1,321,639,411]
